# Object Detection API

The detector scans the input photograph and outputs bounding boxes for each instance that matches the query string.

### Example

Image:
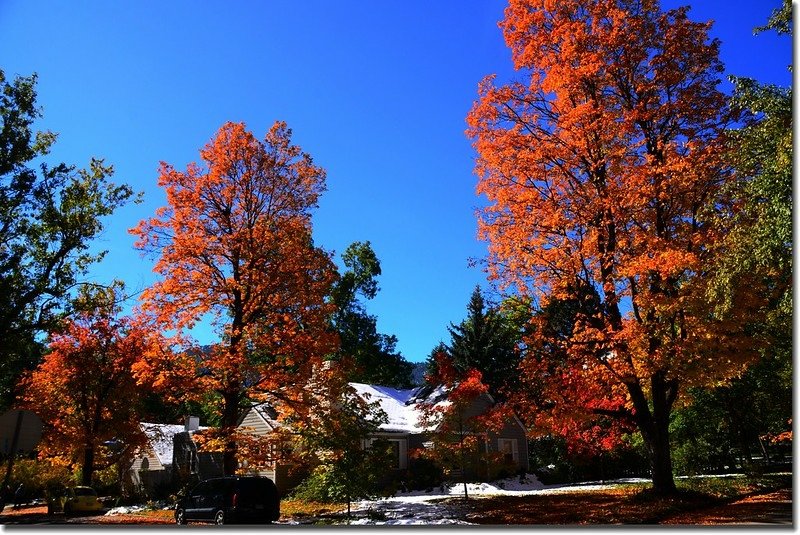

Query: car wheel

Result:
[175,508,187,525]
[214,509,225,525]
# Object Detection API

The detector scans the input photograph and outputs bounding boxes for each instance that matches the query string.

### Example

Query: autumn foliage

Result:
[468,0,761,493]
[20,306,151,486]
[131,121,337,474]
[417,352,513,497]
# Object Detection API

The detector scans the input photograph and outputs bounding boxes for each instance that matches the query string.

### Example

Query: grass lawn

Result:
[462,474,792,525]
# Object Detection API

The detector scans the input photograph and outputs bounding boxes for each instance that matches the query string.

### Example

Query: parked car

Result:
[175,476,280,525]
[48,486,104,515]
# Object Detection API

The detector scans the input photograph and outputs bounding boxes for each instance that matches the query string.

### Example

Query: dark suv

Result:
[175,476,280,525]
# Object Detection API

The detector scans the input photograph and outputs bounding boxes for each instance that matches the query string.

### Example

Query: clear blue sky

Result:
[0,1,791,362]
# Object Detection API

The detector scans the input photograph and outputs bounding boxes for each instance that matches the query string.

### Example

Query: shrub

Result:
[1,458,73,499]
[405,456,443,491]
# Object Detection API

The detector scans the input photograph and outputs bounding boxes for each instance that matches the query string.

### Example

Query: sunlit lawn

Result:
[463,474,791,525]
[280,498,346,520]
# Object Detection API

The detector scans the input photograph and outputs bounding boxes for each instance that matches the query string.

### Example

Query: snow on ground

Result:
[337,475,651,525]
[105,505,147,515]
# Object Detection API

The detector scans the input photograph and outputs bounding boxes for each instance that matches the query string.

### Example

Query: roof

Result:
[140,423,185,466]
[251,403,281,430]
[240,383,457,435]
[349,383,450,434]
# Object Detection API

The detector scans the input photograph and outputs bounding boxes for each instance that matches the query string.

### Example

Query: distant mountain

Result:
[411,362,427,386]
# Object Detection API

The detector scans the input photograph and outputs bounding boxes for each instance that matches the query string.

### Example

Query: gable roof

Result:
[140,423,185,466]
[247,402,282,431]
[349,383,451,434]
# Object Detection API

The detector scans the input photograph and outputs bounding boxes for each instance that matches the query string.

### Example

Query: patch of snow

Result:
[349,383,423,432]
[341,475,653,525]
[349,383,454,433]
[105,505,146,516]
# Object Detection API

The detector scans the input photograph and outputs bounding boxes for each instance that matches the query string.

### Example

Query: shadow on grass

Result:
[464,476,792,526]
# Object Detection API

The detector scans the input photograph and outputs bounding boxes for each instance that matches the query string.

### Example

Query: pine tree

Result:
[447,287,520,399]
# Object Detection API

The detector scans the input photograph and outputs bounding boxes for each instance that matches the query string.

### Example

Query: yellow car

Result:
[49,486,104,515]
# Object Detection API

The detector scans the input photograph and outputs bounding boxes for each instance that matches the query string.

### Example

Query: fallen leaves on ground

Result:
[464,486,792,525]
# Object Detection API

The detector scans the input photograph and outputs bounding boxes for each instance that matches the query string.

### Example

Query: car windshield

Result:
[74,488,96,496]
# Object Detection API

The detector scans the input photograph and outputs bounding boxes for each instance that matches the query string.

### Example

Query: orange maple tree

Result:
[131,121,337,475]
[20,298,151,486]
[467,0,760,493]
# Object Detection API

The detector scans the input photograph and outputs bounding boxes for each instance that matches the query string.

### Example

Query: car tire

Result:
[214,509,225,525]
[175,508,187,525]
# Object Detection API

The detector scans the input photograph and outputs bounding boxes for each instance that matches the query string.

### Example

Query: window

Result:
[367,437,408,470]
[497,438,518,464]
[388,441,401,469]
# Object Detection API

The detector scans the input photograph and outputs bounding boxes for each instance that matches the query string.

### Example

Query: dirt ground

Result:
[0,486,792,525]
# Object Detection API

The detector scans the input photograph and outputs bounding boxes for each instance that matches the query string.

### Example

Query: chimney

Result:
[184,415,200,432]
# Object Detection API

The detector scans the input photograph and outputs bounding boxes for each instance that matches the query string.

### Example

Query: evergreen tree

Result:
[446,286,520,399]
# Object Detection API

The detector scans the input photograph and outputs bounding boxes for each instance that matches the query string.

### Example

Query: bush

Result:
[405,456,443,491]
[0,458,73,499]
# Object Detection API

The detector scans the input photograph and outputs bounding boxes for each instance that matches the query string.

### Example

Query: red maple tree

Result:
[20,301,151,486]
[417,352,511,498]
[467,0,760,493]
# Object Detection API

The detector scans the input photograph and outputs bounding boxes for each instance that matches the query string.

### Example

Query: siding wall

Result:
[237,407,304,494]
[239,409,274,436]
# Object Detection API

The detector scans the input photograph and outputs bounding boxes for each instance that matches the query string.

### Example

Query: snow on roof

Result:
[251,403,281,430]
[348,383,452,433]
[140,423,184,466]
[349,383,421,433]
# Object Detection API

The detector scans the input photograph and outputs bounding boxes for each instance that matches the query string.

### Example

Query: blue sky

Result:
[0,1,791,362]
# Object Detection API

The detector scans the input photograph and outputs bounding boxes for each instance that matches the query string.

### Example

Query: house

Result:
[165,379,529,494]
[126,422,185,495]
[236,381,529,490]
[348,382,529,477]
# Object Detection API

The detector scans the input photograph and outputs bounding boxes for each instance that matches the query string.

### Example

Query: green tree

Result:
[675,1,794,474]
[293,361,392,516]
[446,286,521,400]
[329,241,414,388]
[713,0,792,319]
[0,70,136,408]
[670,350,792,475]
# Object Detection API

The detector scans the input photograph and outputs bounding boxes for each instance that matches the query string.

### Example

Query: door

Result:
[184,481,210,520]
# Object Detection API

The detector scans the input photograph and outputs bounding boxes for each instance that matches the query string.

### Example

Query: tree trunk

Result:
[648,419,676,495]
[626,373,678,495]
[81,445,95,486]
[222,390,240,476]
[459,417,468,500]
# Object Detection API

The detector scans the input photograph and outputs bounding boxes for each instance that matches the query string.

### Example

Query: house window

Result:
[497,438,518,464]
[368,438,407,470]
[388,441,401,469]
